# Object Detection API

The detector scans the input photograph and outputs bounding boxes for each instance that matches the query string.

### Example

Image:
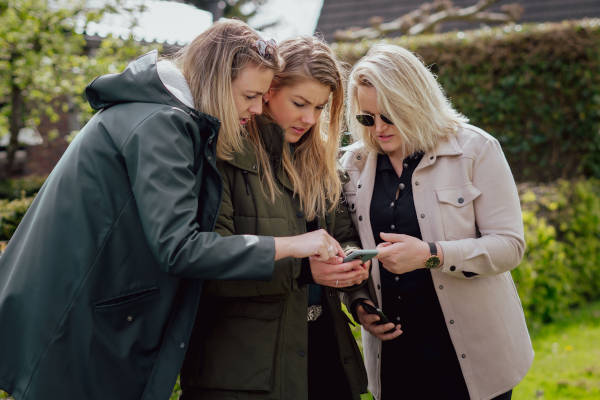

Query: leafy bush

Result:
[514,179,600,328]
[0,176,46,199]
[335,19,600,182]
[0,196,34,241]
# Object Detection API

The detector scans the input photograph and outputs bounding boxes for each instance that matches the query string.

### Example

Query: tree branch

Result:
[333,0,523,42]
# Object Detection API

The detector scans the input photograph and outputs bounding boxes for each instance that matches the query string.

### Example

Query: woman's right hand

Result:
[356,299,403,341]
[274,229,343,261]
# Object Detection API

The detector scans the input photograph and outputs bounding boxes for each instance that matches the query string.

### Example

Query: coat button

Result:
[180,342,186,349]
[439,285,444,290]
[351,203,355,210]
[358,183,362,189]
[126,315,133,322]
[395,316,401,322]
[458,197,464,204]
[398,183,405,190]
[389,201,394,207]
[357,154,362,160]
[358,215,363,221]
[415,181,420,186]
[394,276,399,282]
[390,224,395,230]
[430,156,434,160]
[450,265,456,271]
[461,353,467,359]
[207,155,212,161]
[403,163,408,168]
[450,319,455,324]
[252,165,257,170]
[420,213,425,218]
[377,284,381,290]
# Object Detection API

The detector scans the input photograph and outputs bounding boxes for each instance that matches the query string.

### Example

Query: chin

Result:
[284,133,302,144]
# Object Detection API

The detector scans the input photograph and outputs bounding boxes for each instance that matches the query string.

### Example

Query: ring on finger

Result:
[335,279,339,287]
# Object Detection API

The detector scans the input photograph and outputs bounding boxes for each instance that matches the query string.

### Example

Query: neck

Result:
[386,150,406,177]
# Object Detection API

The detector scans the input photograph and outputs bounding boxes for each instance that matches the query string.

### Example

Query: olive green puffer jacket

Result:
[181,117,368,400]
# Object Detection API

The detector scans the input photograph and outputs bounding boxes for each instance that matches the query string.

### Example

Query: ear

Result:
[263,88,275,102]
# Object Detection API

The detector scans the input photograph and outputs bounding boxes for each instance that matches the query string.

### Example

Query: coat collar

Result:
[226,116,295,192]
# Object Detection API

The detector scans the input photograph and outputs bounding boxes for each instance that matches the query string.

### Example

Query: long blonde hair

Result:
[347,44,468,156]
[248,37,345,221]
[175,19,280,160]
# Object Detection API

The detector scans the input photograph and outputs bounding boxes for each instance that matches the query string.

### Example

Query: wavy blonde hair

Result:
[174,19,280,160]
[247,36,345,221]
[347,44,468,156]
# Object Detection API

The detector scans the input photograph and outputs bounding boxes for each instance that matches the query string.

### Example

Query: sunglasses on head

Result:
[355,113,394,127]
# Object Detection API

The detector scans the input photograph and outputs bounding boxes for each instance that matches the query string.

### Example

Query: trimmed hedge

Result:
[334,19,600,182]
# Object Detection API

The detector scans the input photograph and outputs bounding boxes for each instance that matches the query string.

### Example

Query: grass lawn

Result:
[513,300,600,399]
[2,301,599,400]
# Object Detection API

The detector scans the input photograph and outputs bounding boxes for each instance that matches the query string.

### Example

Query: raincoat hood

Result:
[85,50,194,112]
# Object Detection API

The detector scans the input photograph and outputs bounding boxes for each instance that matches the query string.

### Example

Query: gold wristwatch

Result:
[424,241,440,269]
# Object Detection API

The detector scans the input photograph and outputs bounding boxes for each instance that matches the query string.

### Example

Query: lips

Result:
[377,134,394,141]
[291,126,307,135]
[240,118,250,125]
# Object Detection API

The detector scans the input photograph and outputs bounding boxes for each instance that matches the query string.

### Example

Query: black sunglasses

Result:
[355,113,394,127]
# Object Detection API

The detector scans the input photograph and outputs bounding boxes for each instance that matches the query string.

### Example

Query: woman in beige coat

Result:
[341,44,533,400]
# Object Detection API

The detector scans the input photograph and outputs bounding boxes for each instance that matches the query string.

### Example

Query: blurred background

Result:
[1,1,599,399]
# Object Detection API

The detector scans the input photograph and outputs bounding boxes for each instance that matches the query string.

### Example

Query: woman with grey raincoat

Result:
[0,19,343,400]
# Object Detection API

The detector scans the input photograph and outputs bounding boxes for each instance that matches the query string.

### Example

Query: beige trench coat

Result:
[340,124,533,400]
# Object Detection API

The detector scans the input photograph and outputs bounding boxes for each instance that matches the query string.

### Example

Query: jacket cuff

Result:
[438,240,479,279]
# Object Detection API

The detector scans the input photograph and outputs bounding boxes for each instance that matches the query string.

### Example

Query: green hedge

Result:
[335,19,600,182]
[514,178,600,329]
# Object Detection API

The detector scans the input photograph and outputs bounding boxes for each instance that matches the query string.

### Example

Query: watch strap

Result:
[427,241,437,256]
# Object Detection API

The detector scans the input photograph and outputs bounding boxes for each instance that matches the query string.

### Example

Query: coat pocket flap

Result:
[436,184,481,207]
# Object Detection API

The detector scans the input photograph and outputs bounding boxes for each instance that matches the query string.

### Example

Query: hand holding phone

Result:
[356,299,390,325]
[343,249,378,263]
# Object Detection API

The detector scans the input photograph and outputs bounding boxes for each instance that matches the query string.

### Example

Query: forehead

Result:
[233,64,274,92]
[283,78,331,104]
[357,84,379,111]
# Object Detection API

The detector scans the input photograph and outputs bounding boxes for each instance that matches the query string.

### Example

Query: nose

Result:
[249,98,263,115]
[301,109,317,126]
[374,116,387,134]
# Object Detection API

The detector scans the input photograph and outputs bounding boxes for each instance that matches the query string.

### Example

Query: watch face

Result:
[425,256,440,269]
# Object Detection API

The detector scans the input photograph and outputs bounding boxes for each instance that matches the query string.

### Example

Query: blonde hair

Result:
[248,37,345,221]
[175,19,280,160]
[347,43,468,156]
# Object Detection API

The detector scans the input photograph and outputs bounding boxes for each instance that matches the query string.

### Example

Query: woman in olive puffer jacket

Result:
[181,37,369,400]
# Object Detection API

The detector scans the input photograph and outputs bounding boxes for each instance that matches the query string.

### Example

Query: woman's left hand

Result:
[376,232,429,275]
[309,256,369,288]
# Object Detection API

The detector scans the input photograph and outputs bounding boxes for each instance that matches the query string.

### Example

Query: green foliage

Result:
[0,195,33,241]
[514,179,600,328]
[334,19,600,182]
[0,0,158,174]
[0,175,45,199]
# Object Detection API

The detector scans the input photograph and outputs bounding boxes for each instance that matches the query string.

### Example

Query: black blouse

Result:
[370,153,469,399]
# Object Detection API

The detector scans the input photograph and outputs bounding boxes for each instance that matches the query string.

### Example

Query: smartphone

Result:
[357,300,391,325]
[343,249,378,263]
